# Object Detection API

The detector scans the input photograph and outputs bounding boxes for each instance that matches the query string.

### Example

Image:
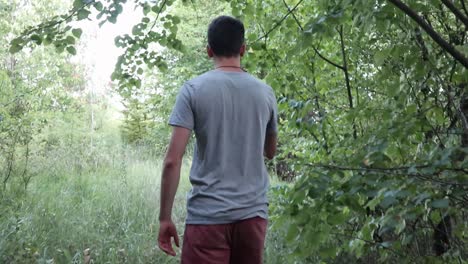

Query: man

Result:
[158,15,278,264]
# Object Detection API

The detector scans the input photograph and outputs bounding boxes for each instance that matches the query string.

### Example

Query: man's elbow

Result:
[163,157,182,170]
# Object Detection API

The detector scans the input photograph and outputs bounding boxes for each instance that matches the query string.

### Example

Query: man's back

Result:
[169,69,277,224]
[158,16,277,263]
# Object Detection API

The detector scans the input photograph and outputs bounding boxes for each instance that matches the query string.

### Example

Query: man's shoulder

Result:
[186,70,218,86]
[187,70,273,92]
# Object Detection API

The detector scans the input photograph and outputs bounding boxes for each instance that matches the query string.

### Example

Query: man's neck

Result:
[213,56,242,72]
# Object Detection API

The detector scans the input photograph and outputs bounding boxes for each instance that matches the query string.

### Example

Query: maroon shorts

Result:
[181,216,268,264]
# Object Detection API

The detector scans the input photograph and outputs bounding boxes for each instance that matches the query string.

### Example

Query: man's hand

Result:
[158,220,180,256]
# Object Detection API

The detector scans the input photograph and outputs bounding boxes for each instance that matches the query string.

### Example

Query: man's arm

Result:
[158,126,191,256]
[264,133,277,160]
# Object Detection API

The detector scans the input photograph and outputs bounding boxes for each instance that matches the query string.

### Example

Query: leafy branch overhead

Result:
[10,0,468,94]
[9,0,184,96]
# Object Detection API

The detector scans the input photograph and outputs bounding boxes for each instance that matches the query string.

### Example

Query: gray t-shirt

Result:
[169,69,278,224]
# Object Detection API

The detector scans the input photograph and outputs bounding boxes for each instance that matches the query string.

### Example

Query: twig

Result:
[306,163,468,186]
[255,0,305,42]
[311,45,345,70]
[21,1,94,37]
[281,0,344,70]
[331,232,409,260]
[307,163,468,173]
[282,0,303,30]
[387,0,468,68]
[147,0,168,33]
[462,0,468,17]
[441,0,468,27]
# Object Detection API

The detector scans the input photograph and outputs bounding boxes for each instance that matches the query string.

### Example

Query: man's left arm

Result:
[158,126,191,256]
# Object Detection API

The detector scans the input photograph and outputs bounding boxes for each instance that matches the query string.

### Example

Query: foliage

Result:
[120,0,227,149]
[234,0,468,262]
[0,0,87,191]
[0,143,192,263]
[8,0,468,263]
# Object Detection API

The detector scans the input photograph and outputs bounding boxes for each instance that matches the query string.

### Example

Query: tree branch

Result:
[281,0,344,70]
[461,0,468,17]
[311,45,345,70]
[387,0,468,68]
[148,0,168,33]
[306,163,468,186]
[21,1,93,37]
[282,0,303,30]
[255,0,305,42]
[441,0,468,28]
[338,25,357,139]
[308,163,468,172]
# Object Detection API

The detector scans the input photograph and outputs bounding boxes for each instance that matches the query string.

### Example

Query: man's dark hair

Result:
[207,16,245,57]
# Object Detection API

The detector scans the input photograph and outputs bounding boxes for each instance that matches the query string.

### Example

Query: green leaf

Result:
[77,9,91,20]
[65,36,76,45]
[43,35,53,45]
[430,199,449,209]
[151,5,161,13]
[395,218,406,234]
[30,34,42,45]
[72,28,83,38]
[360,224,372,241]
[349,239,365,258]
[73,0,83,9]
[108,15,117,24]
[366,195,383,211]
[97,11,105,20]
[143,4,151,15]
[9,44,22,53]
[374,50,388,66]
[163,21,171,29]
[286,224,299,241]
[56,45,65,53]
[429,211,441,223]
[172,16,181,24]
[319,246,337,258]
[304,20,326,35]
[327,212,347,225]
[132,25,143,35]
[10,37,24,47]
[66,46,77,55]
[426,107,445,124]
[115,4,123,14]
[93,2,103,11]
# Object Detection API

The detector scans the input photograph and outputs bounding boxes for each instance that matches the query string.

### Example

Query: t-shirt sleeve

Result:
[266,91,278,134]
[168,83,194,130]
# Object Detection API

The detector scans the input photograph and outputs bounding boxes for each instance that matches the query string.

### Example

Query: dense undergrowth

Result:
[0,143,293,263]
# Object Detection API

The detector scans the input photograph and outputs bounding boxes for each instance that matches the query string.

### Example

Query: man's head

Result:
[207,16,245,58]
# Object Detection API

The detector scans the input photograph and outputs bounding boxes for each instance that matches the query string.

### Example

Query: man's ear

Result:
[207,45,214,58]
[240,44,246,57]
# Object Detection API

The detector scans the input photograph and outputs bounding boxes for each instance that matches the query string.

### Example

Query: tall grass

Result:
[1,147,192,263]
[1,147,291,263]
